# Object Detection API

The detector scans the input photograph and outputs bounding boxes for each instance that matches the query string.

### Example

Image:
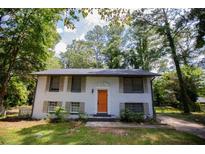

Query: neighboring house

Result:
[32,69,159,119]
[197,97,205,103]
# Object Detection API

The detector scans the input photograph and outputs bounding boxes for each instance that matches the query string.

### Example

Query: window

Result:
[123,77,144,93]
[71,76,81,92]
[49,76,60,91]
[125,103,144,113]
[70,102,80,113]
[48,101,57,113]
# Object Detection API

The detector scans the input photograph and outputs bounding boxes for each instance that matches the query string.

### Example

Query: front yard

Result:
[0,119,205,145]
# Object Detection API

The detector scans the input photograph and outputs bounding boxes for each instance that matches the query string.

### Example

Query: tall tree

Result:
[60,40,96,68]
[189,8,205,48]
[85,25,106,68]
[102,23,125,68]
[132,9,193,113]
[46,52,63,69]
[124,21,165,71]
[0,8,92,114]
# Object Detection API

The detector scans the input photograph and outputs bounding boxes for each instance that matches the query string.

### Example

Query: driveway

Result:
[157,115,205,139]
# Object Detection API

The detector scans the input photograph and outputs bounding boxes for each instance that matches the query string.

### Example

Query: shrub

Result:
[79,112,88,122]
[49,106,68,122]
[120,109,144,123]
[189,102,201,112]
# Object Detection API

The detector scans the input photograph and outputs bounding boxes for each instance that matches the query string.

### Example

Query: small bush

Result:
[79,112,88,122]
[48,106,68,123]
[189,102,201,112]
[120,109,144,123]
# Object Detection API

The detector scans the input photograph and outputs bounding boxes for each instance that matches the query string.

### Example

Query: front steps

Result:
[88,114,119,122]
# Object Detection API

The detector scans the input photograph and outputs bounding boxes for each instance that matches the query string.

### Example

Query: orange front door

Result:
[97,90,108,113]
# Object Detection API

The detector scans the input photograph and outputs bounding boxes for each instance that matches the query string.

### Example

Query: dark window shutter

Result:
[123,78,132,93]
[71,76,81,92]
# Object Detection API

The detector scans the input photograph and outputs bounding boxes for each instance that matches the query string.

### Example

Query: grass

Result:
[155,106,205,125]
[0,120,205,145]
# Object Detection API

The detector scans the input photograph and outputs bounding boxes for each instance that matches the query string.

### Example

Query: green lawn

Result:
[0,120,205,145]
[155,106,205,125]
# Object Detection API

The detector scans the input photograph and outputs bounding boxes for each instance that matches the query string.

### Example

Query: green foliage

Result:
[154,66,205,111]
[60,40,97,68]
[85,25,106,68]
[78,112,88,122]
[120,109,144,123]
[125,20,165,71]
[49,106,68,123]
[46,52,62,69]
[102,24,125,68]
[189,8,205,48]
[4,77,29,108]
[0,9,65,110]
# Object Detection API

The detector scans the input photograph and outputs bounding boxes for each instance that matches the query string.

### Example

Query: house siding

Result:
[32,76,153,119]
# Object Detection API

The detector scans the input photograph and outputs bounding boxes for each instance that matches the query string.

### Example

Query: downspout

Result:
[150,77,156,119]
[31,76,38,118]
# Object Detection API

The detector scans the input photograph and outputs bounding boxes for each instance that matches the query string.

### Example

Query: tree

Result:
[0,8,87,114]
[4,77,29,110]
[60,40,97,68]
[124,20,165,71]
[189,9,205,48]
[0,8,92,114]
[131,9,193,113]
[102,23,125,68]
[154,66,205,111]
[85,25,106,68]
[46,52,62,69]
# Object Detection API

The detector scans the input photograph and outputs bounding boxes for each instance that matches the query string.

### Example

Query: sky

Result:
[54,11,107,56]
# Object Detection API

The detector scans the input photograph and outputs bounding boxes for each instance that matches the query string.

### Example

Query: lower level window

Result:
[48,101,57,113]
[70,102,80,113]
[125,103,144,113]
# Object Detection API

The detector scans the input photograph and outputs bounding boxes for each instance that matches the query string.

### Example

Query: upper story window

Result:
[123,77,144,93]
[49,76,60,92]
[71,76,81,92]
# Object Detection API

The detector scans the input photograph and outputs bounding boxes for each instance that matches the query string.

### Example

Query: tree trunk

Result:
[163,9,191,113]
[0,47,19,114]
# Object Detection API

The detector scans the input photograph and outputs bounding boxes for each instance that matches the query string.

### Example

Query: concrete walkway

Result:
[85,121,172,129]
[157,115,205,139]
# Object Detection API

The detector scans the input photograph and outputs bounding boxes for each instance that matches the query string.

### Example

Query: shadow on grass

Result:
[16,122,205,145]
[17,122,92,145]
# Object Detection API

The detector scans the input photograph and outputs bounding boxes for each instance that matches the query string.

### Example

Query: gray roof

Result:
[32,69,160,77]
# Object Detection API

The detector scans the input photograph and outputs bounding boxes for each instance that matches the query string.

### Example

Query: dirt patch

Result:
[95,127,128,136]
[0,120,47,129]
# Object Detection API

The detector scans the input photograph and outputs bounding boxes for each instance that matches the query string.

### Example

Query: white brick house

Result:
[31,69,159,119]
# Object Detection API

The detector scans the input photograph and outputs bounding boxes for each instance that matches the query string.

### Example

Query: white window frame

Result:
[48,101,58,113]
[70,102,80,113]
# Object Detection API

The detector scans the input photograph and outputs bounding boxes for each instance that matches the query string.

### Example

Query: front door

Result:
[97,90,108,113]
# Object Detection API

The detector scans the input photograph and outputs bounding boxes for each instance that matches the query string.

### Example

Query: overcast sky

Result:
[54,11,107,56]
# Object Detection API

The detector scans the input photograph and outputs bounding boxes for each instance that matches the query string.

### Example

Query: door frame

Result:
[96,88,109,114]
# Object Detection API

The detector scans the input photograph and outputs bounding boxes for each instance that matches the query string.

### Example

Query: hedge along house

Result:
[31,69,159,119]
